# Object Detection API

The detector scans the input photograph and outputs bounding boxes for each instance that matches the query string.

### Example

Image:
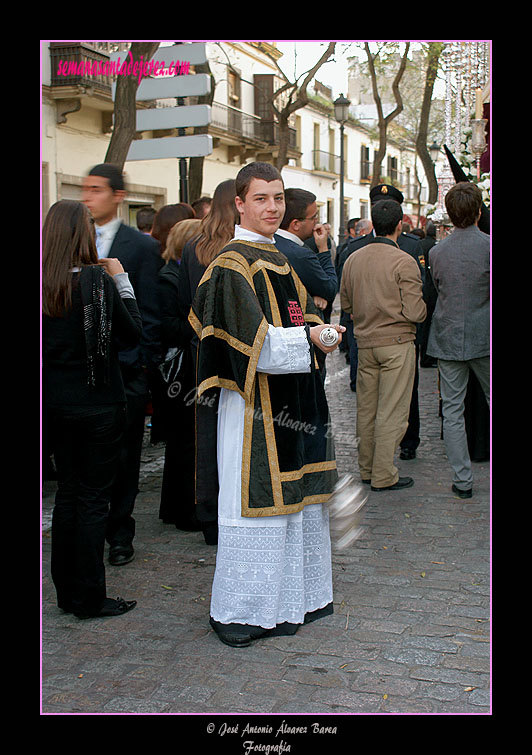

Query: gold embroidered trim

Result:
[241,492,333,518]
[257,373,283,507]
[260,270,282,327]
[200,325,253,356]
[279,460,337,482]
[230,239,279,252]
[250,258,292,277]
[240,380,255,512]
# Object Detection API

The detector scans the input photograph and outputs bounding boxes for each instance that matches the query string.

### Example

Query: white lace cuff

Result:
[256,324,311,374]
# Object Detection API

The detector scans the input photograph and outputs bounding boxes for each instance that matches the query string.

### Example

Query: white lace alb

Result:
[210,504,333,629]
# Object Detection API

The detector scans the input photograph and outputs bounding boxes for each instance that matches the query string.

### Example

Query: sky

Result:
[273,41,448,102]
[274,41,355,100]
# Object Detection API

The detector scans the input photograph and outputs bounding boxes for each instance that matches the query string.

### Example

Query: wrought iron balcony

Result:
[49,42,129,93]
[259,120,297,148]
[211,101,263,142]
[313,150,341,174]
[211,102,297,148]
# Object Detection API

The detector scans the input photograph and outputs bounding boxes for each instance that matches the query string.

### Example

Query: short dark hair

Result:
[371,199,403,236]
[280,188,316,230]
[192,196,212,211]
[136,206,156,232]
[235,161,283,200]
[444,182,482,228]
[88,163,125,193]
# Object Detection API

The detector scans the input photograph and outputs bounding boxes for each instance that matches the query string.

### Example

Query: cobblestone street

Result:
[41,304,491,720]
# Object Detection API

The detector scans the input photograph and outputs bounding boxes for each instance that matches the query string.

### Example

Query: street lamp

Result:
[429,140,440,163]
[334,93,351,247]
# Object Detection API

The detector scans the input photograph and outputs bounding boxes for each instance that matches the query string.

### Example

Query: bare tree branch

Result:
[104,42,160,169]
[365,42,410,188]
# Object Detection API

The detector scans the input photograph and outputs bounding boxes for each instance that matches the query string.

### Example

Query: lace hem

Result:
[210,504,332,629]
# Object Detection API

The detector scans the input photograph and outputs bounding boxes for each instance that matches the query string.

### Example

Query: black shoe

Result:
[399,448,416,460]
[209,617,268,647]
[109,545,135,566]
[202,522,218,546]
[361,479,371,484]
[452,484,472,499]
[74,596,137,620]
[371,477,414,492]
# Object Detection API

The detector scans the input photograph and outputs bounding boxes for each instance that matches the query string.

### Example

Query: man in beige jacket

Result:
[340,200,426,491]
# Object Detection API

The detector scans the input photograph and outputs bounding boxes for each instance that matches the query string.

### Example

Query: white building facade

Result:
[41,41,430,236]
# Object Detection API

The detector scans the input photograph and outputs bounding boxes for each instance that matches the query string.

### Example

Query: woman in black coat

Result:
[158,180,240,545]
[157,218,202,531]
[43,200,141,619]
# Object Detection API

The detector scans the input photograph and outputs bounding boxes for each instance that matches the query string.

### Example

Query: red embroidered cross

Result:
[287,300,305,326]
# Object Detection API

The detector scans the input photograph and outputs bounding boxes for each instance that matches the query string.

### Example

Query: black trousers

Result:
[106,368,149,549]
[49,403,126,614]
[155,358,199,529]
[346,319,359,392]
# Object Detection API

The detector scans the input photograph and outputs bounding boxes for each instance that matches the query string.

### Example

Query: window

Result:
[388,155,398,184]
[360,145,371,181]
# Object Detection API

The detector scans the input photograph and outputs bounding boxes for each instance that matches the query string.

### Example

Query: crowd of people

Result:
[42,159,490,643]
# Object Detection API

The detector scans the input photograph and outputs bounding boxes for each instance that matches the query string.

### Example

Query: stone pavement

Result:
[41,311,491,719]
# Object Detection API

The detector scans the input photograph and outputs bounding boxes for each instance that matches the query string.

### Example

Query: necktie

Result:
[95,227,103,256]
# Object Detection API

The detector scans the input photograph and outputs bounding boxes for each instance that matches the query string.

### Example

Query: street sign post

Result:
[126,134,213,161]
[110,43,213,199]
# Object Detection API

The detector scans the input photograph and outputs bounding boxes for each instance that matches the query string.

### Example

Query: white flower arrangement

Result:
[457,122,490,207]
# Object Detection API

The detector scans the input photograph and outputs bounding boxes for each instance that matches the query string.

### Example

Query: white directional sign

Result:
[142,42,208,67]
[126,134,213,161]
[111,73,211,102]
[110,42,208,70]
[110,43,212,162]
[135,104,211,132]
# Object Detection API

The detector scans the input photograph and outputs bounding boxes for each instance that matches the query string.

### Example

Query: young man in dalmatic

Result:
[189,162,345,647]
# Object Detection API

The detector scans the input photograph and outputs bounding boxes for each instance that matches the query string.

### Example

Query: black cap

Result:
[370,184,404,205]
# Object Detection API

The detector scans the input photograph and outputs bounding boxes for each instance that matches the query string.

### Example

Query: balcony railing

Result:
[211,101,263,142]
[49,42,126,92]
[313,150,341,174]
[259,120,297,148]
[211,103,297,148]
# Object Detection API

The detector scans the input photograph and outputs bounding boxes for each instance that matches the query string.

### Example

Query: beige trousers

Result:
[356,341,416,488]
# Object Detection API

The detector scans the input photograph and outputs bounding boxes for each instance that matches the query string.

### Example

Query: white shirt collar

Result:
[232,224,275,245]
[275,228,304,246]
[95,217,122,238]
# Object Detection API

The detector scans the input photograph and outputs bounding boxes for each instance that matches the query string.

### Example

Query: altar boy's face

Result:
[235,178,285,238]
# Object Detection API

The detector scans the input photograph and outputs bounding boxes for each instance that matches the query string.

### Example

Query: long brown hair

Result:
[42,200,98,317]
[194,179,240,267]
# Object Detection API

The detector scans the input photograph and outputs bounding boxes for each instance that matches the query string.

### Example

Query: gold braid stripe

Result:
[280,460,337,482]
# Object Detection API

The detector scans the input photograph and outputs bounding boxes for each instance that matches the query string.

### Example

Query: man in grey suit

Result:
[427,182,490,499]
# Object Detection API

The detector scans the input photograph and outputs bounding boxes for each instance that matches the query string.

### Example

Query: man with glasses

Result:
[274,188,337,314]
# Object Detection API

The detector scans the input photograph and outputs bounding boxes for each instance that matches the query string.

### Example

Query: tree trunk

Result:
[104,42,160,169]
[415,43,444,205]
[365,42,409,188]
[188,60,216,204]
[271,42,336,171]
[275,113,292,171]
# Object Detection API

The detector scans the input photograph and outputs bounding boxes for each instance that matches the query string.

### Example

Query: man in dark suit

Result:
[274,188,337,312]
[82,163,163,566]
